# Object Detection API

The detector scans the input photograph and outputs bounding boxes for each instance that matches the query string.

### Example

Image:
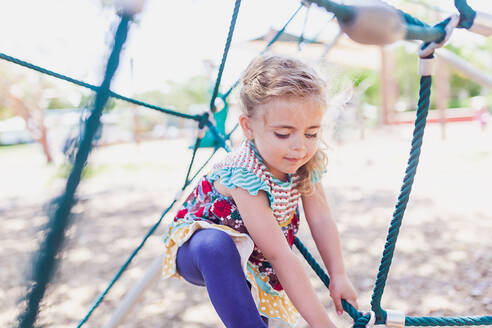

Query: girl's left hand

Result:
[329,274,359,316]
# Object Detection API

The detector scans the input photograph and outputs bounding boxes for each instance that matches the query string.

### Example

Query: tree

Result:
[0,64,61,163]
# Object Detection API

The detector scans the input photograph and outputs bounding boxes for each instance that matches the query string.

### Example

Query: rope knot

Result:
[419,14,460,58]
[353,311,375,328]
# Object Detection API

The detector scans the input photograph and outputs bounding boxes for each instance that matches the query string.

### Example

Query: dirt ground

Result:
[1,121,491,327]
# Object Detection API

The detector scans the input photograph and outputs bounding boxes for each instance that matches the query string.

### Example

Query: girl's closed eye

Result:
[274,132,290,139]
[305,128,320,138]
[305,132,318,138]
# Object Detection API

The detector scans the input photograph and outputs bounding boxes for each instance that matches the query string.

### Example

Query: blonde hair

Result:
[239,55,328,194]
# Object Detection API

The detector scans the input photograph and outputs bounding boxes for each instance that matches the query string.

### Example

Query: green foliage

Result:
[135,75,210,114]
[345,68,380,106]
[77,93,116,111]
[448,73,482,108]
[47,97,74,109]
[55,162,111,181]
[160,75,210,113]
[0,105,15,120]
[394,45,419,110]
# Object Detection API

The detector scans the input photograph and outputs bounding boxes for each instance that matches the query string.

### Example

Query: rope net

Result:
[2,1,489,327]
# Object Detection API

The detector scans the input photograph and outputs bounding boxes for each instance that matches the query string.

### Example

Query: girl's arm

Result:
[301,182,358,315]
[228,186,335,328]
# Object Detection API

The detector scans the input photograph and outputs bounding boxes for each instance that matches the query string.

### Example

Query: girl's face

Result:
[240,96,324,181]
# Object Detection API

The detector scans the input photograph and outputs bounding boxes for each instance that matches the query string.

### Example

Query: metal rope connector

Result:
[419,14,459,58]
[214,97,226,112]
[418,57,434,76]
[174,189,184,201]
[197,127,207,139]
[385,309,406,328]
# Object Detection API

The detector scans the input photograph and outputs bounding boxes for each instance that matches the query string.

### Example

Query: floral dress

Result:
[162,140,307,326]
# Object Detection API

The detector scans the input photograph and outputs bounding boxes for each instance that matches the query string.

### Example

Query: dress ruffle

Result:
[208,167,274,203]
[162,219,300,327]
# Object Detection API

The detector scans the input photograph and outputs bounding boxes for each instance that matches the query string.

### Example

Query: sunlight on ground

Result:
[1,122,491,327]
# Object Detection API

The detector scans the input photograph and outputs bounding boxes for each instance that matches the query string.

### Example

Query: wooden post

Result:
[435,58,450,140]
[380,46,397,125]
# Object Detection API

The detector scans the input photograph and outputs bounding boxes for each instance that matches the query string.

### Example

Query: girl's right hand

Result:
[228,187,336,328]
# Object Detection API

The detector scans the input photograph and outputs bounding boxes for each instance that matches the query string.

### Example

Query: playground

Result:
[2,121,491,327]
[1,0,492,327]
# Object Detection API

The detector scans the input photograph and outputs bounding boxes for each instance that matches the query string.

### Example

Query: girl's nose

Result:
[291,134,306,152]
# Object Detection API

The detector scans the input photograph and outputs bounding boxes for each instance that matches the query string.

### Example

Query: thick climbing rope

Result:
[7,0,489,326]
[370,71,433,324]
[10,3,302,324]
[18,13,133,328]
[296,64,492,327]
[294,1,492,326]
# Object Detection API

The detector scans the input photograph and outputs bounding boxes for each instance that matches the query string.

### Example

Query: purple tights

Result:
[176,229,269,328]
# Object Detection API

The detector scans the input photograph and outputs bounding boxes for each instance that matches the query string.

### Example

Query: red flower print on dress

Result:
[212,199,232,217]
[287,229,295,246]
[194,206,205,218]
[201,179,212,194]
[176,208,188,219]
[272,280,283,291]
[291,213,299,227]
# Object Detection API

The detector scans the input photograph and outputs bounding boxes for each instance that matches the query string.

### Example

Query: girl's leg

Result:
[176,229,268,328]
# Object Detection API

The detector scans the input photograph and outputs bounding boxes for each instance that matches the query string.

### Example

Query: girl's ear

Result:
[239,114,254,140]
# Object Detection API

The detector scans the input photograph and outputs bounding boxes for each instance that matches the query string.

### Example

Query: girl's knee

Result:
[190,229,240,262]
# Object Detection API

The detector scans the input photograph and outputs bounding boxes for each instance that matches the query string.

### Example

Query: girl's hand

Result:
[329,274,358,316]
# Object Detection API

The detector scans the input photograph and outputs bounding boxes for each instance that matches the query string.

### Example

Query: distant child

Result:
[162,55,358,327]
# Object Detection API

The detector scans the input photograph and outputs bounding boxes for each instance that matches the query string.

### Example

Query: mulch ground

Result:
[1,122,491,327]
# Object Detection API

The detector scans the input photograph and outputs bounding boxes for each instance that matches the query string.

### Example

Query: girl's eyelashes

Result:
[274,132,289,139]
[305,133,318,138]
[273,132,319,139]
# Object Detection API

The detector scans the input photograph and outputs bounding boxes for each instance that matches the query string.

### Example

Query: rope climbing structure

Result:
[2,0,490,327]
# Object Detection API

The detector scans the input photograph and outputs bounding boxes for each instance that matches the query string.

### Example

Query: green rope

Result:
[77,2,246,322]
[77,119,223,325]
[406,315,492,326]
[294,237,372,327]
[209,0,241,112]
[454,0,476,29]
[183,114,209,186]
[304,0,355,23]
[189,146,220,183]
[18,13,132,328]
[77,198,178,327]
[206,120,230,152]
[0,52,200,121]
[405,24,445,42]
[222,3,304,99]
[370,74,432,323]
[6,2,488,326]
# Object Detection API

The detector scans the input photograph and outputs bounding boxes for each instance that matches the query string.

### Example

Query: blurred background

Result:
[1,0,491,327]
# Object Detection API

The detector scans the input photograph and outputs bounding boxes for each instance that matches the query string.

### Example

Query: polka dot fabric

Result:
[162,140,303,326]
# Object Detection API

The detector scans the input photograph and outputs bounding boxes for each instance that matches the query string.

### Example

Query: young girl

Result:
[162,55,358,327]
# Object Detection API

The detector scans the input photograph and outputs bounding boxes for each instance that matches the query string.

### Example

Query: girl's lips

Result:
[285,157,302,162]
